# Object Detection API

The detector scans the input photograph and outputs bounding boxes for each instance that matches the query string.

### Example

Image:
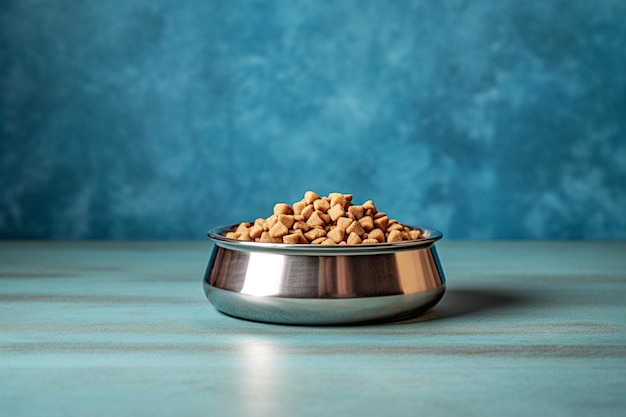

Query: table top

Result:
[1,240,625,417]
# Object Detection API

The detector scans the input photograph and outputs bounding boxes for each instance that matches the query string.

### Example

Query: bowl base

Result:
[204,285,446,325]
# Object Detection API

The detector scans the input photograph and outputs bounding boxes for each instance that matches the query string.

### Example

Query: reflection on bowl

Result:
[203,224,446,325]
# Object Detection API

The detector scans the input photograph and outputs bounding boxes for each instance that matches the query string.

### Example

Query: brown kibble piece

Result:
[265,215,278,230]
[328,192,341,201]
[304,228,326,241]
[336,217,353,231]
[409,230,422,240]
[358,216,375,232]
[347,205,364,219]
[362,200,377,214]
[304,191,320,204]
[238,230,252,241]
[249,224,264,239]
[362,238,379,244]
[387,223,404,232]
[301,204,315,220]
[310,237,326,244]
[226,232,239,239]
[368,228,385,243]
[347,232,362,245]
[346,220,365,236]
[387,230,403,242]
[319,211,331,224]
[269,222,289,238]
[328,204,345,221]
[373,215,389,232]
[292,221,309,232]
[313,198,330,213]
[306,211,325,228]
[274,203,294,215]
[235,222,251,234]
[278,214,295,229]
[321,238,336,245]
[329,193,347,209]
[283,230,308,244]
[260,231,282,243]
[327,227,345,243]
[293,200,306,215]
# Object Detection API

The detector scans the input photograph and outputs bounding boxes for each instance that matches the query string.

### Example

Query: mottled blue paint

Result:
[1,0,625,239]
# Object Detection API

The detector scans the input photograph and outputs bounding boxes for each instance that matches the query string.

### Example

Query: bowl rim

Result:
[207,224,443,256]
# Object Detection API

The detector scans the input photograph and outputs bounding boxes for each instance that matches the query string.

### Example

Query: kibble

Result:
[223,191,425,245]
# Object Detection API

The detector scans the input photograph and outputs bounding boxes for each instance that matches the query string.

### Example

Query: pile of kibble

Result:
[223,191,423,245]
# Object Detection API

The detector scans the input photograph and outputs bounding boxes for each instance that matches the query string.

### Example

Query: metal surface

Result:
[203,224,446,324]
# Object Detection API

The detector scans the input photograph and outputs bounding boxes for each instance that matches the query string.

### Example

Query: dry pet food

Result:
[224,191,424,245]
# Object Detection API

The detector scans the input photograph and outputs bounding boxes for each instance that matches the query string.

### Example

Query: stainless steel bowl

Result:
[203,224,446,325]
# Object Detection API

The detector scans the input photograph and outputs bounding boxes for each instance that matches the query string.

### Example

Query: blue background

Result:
[1,0,625,239]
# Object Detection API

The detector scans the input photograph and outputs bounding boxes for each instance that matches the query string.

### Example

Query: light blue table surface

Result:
[1,241,625,417]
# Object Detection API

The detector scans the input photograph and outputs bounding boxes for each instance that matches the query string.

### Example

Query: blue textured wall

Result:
[1,0,625,239]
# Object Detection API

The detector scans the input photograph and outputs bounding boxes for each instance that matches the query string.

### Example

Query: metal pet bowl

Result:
[203,224,446,325]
